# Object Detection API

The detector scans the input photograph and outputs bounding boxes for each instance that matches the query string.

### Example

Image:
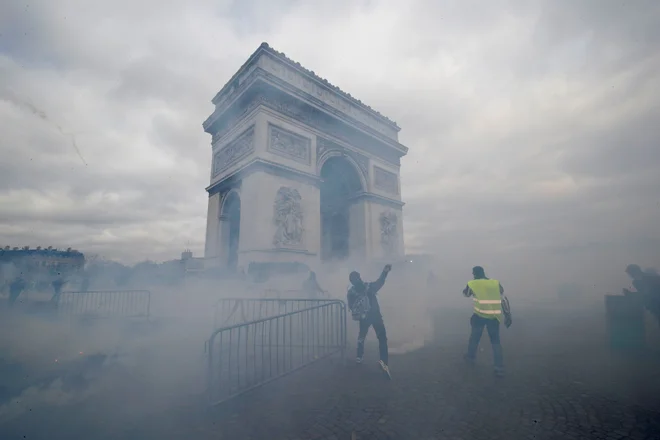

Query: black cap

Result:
[472,266,485,278]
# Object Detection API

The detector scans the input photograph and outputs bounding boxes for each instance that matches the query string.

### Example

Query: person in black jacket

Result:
[624,264,660,327]
[8,275,26,307]
[50,276,65,304]
[347,264,392,379]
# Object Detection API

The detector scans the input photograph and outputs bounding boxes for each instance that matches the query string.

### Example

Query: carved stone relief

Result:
[273,187,304,247]
[374,166,399,195]
[379,211,398,255]
[316,137,369,182]
[268,124,311,165]
[212,126,255,177]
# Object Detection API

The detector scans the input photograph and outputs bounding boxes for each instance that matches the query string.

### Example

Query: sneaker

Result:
[378,360,391,380]
[463,354,475,366]
[356,357,363,364]
[494,366,505,377]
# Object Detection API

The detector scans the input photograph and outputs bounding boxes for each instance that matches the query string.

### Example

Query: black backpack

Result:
[348,283,371,321]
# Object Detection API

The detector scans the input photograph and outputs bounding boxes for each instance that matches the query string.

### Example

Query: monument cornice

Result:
[239,248,317,256]
[206,158,322,196]
[206,159,404,210]
[349,192,405,209]
[210,43,400,137]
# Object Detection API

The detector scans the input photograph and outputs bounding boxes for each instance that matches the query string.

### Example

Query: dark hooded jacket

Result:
[347,269,389,317]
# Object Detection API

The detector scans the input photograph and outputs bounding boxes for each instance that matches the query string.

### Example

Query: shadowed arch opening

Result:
[320,156,363,261]
[221,191,241,269]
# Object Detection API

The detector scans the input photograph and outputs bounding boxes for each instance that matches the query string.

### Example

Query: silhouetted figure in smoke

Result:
[8,275,26,307]
[347,264,392,379]
[50,276,65,304]
[302,271,325,299]
[462,266,511,377]
[624,264,660,327]
[80,274,90,292]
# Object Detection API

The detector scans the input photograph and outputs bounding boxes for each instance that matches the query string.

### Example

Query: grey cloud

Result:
[0,0,659,272]
[535,0,660,61]
[109,56,209,108]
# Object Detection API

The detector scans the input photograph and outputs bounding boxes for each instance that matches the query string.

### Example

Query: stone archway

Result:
[220,191,241,269]
[319,156,364,261]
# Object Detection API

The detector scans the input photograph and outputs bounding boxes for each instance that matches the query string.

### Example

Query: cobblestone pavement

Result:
[3,306,660,439]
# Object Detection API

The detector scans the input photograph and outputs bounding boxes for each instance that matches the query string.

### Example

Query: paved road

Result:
[3,305,660,439]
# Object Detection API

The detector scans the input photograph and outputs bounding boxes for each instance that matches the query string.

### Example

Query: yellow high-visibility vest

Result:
[467,279,502,320]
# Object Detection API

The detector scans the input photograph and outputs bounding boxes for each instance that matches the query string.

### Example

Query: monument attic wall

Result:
[208,43,401,141]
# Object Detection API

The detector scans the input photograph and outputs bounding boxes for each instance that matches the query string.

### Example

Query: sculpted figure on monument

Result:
[269,125,310,164]
[273,187,304,247]
[379,211,398,254]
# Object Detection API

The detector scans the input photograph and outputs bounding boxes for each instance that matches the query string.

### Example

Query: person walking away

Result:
[80,274,90,293]
[462,266,511,377]
[347,264,392,379]
[302,271,326,299]
[624,264,660,327]
[8,275,27,307]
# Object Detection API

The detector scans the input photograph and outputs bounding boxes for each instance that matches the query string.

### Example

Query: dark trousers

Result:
[466,313,503,369]
[8,288,23,306]
[357,312,388,364]
[50,286,63,304]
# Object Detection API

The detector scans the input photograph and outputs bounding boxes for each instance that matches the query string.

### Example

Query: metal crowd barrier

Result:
[207,300,347,406]
[214,296,338,329]
[57,290,151,319]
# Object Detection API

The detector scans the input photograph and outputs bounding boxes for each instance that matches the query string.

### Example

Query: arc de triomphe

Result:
[203,43,408,272]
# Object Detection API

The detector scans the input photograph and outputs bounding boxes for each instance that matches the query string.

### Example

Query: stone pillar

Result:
[236,170,320,269]
[348,200,367,260]
[217,215,230,267]
[204,193,221,260]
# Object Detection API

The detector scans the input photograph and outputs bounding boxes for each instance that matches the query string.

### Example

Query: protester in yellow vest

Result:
[462,266,511,377]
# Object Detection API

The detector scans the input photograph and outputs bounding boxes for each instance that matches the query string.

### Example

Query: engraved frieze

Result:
[273,187,304,247]
[374,166,399,195]
[379,211,398,256]
[212,126,255,177]
[268,124,311,165]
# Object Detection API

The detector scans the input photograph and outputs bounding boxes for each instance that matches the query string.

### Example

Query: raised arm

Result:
[370,265,391,294]
[463,285,472,297]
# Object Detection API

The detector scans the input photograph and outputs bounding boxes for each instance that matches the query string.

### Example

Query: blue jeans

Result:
[466,313,503,369]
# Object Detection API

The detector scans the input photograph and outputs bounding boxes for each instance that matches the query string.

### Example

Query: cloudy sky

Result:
[1,0,659,288]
